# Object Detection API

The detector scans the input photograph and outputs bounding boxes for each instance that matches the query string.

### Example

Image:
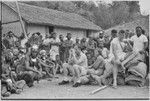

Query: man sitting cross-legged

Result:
[58,48,76,85]
[59,45,88,86]
[72,42,107,87]
[37,50,55,80]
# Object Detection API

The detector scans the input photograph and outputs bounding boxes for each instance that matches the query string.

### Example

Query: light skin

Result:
[111,32,125,88]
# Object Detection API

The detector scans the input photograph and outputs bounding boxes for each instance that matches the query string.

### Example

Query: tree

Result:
[22,1,142,30]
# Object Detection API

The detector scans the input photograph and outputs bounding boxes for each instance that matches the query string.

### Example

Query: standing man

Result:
[43,34,51,53]
[109,30,127,88]
[130,27,148,74]
[49,32,59,61]
[64,33,74,63]
[59,34,65,63]
[75,37,80,47]
[130,26,148,54]
[110,29,117,43]
[98,31,104,42]
[80,38,87,53]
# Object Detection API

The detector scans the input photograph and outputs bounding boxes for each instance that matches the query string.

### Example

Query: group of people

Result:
[1,26,149,97]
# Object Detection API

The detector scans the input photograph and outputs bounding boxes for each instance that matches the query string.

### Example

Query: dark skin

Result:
[59,35,65,46]
[59,35,64,42]
[129,27,148,53]
[25,48,42,76]
[49,33,59,46]
[64,34,73,48]
[67,34,72,40]
[99,32,104,39]
[37,57,55,78]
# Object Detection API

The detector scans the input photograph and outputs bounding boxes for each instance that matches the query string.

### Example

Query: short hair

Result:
[136,26,142,30]
[118,30,125,35]
[67,33,71,36]
[59,34,63,37]
[99,30,104,34]
[51,32,56,35]
[111,29,117,34]
[36,32,41,36]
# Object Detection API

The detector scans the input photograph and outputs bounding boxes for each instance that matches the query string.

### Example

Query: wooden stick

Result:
[90,85,108,95]
[15,1,27,39]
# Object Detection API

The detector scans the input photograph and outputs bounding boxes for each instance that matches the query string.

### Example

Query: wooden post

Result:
[15,1,27,39]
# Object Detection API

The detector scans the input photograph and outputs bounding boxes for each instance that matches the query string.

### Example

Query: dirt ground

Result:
[2,74,149,100]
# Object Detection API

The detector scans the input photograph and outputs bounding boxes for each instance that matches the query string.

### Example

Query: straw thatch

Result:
[4,2,101,31]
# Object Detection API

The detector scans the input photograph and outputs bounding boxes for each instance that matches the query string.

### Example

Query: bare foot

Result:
[112,83,117,89]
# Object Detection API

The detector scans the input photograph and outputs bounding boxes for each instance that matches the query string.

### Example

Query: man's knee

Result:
[62,63,68,68]
[73,64,78,68]
[97,55,105,61]
[62,63,70,70]
[73,65,80,71]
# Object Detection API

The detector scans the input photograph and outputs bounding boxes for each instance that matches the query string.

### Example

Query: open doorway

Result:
[49,26,54,35]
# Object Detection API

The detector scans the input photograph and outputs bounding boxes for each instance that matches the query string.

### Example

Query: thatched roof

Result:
[105,16,149,36]
[4,2,101,31]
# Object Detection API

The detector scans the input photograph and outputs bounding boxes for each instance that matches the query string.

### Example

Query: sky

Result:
[5,0,150,15]
[93,0,150,15]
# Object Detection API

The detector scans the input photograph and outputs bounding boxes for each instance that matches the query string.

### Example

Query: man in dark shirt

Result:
[63,33,74,63]
[59,34,65,63]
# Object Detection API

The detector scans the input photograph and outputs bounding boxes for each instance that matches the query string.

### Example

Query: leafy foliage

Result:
[21,1,141,30]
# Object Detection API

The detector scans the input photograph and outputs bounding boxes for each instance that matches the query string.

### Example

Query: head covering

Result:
[32,44,38,50]
[13,48,19,55]
[40,50,46,55]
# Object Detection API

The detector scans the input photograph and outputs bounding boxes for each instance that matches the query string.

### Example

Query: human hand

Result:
[139,50,145,54]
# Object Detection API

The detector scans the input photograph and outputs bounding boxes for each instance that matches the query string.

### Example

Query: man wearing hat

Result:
[97,30,105,43]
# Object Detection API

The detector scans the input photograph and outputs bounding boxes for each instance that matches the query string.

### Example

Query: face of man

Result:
[104,36,109,43]
[67,34,72,40]
[13,48,19,56]
[125,30,129,38]
[59,35,64,41]
[31,50,38,58]
[76,38,79,43]
[136,27,142,37]
[74,46,80,56]
[98,41,104,48]
[52,33,57,39]
[99,31,104,38]
[111,33,116,38]
[118,32,124,41]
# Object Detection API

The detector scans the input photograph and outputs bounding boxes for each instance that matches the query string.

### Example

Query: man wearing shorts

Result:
[59,46,88,87]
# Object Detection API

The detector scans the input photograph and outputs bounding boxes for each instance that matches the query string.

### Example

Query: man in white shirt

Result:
[43,34,51,45]
[130,26,148,53]
[59,45,88,87]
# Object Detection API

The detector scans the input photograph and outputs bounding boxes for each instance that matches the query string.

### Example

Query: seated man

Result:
[71,45,88,87]
[72,41,107,87]
[16,45,43,87]
[38,50,55,80]
[2,53,25,97]
[58,48,76,85]
[87,40,108,76]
